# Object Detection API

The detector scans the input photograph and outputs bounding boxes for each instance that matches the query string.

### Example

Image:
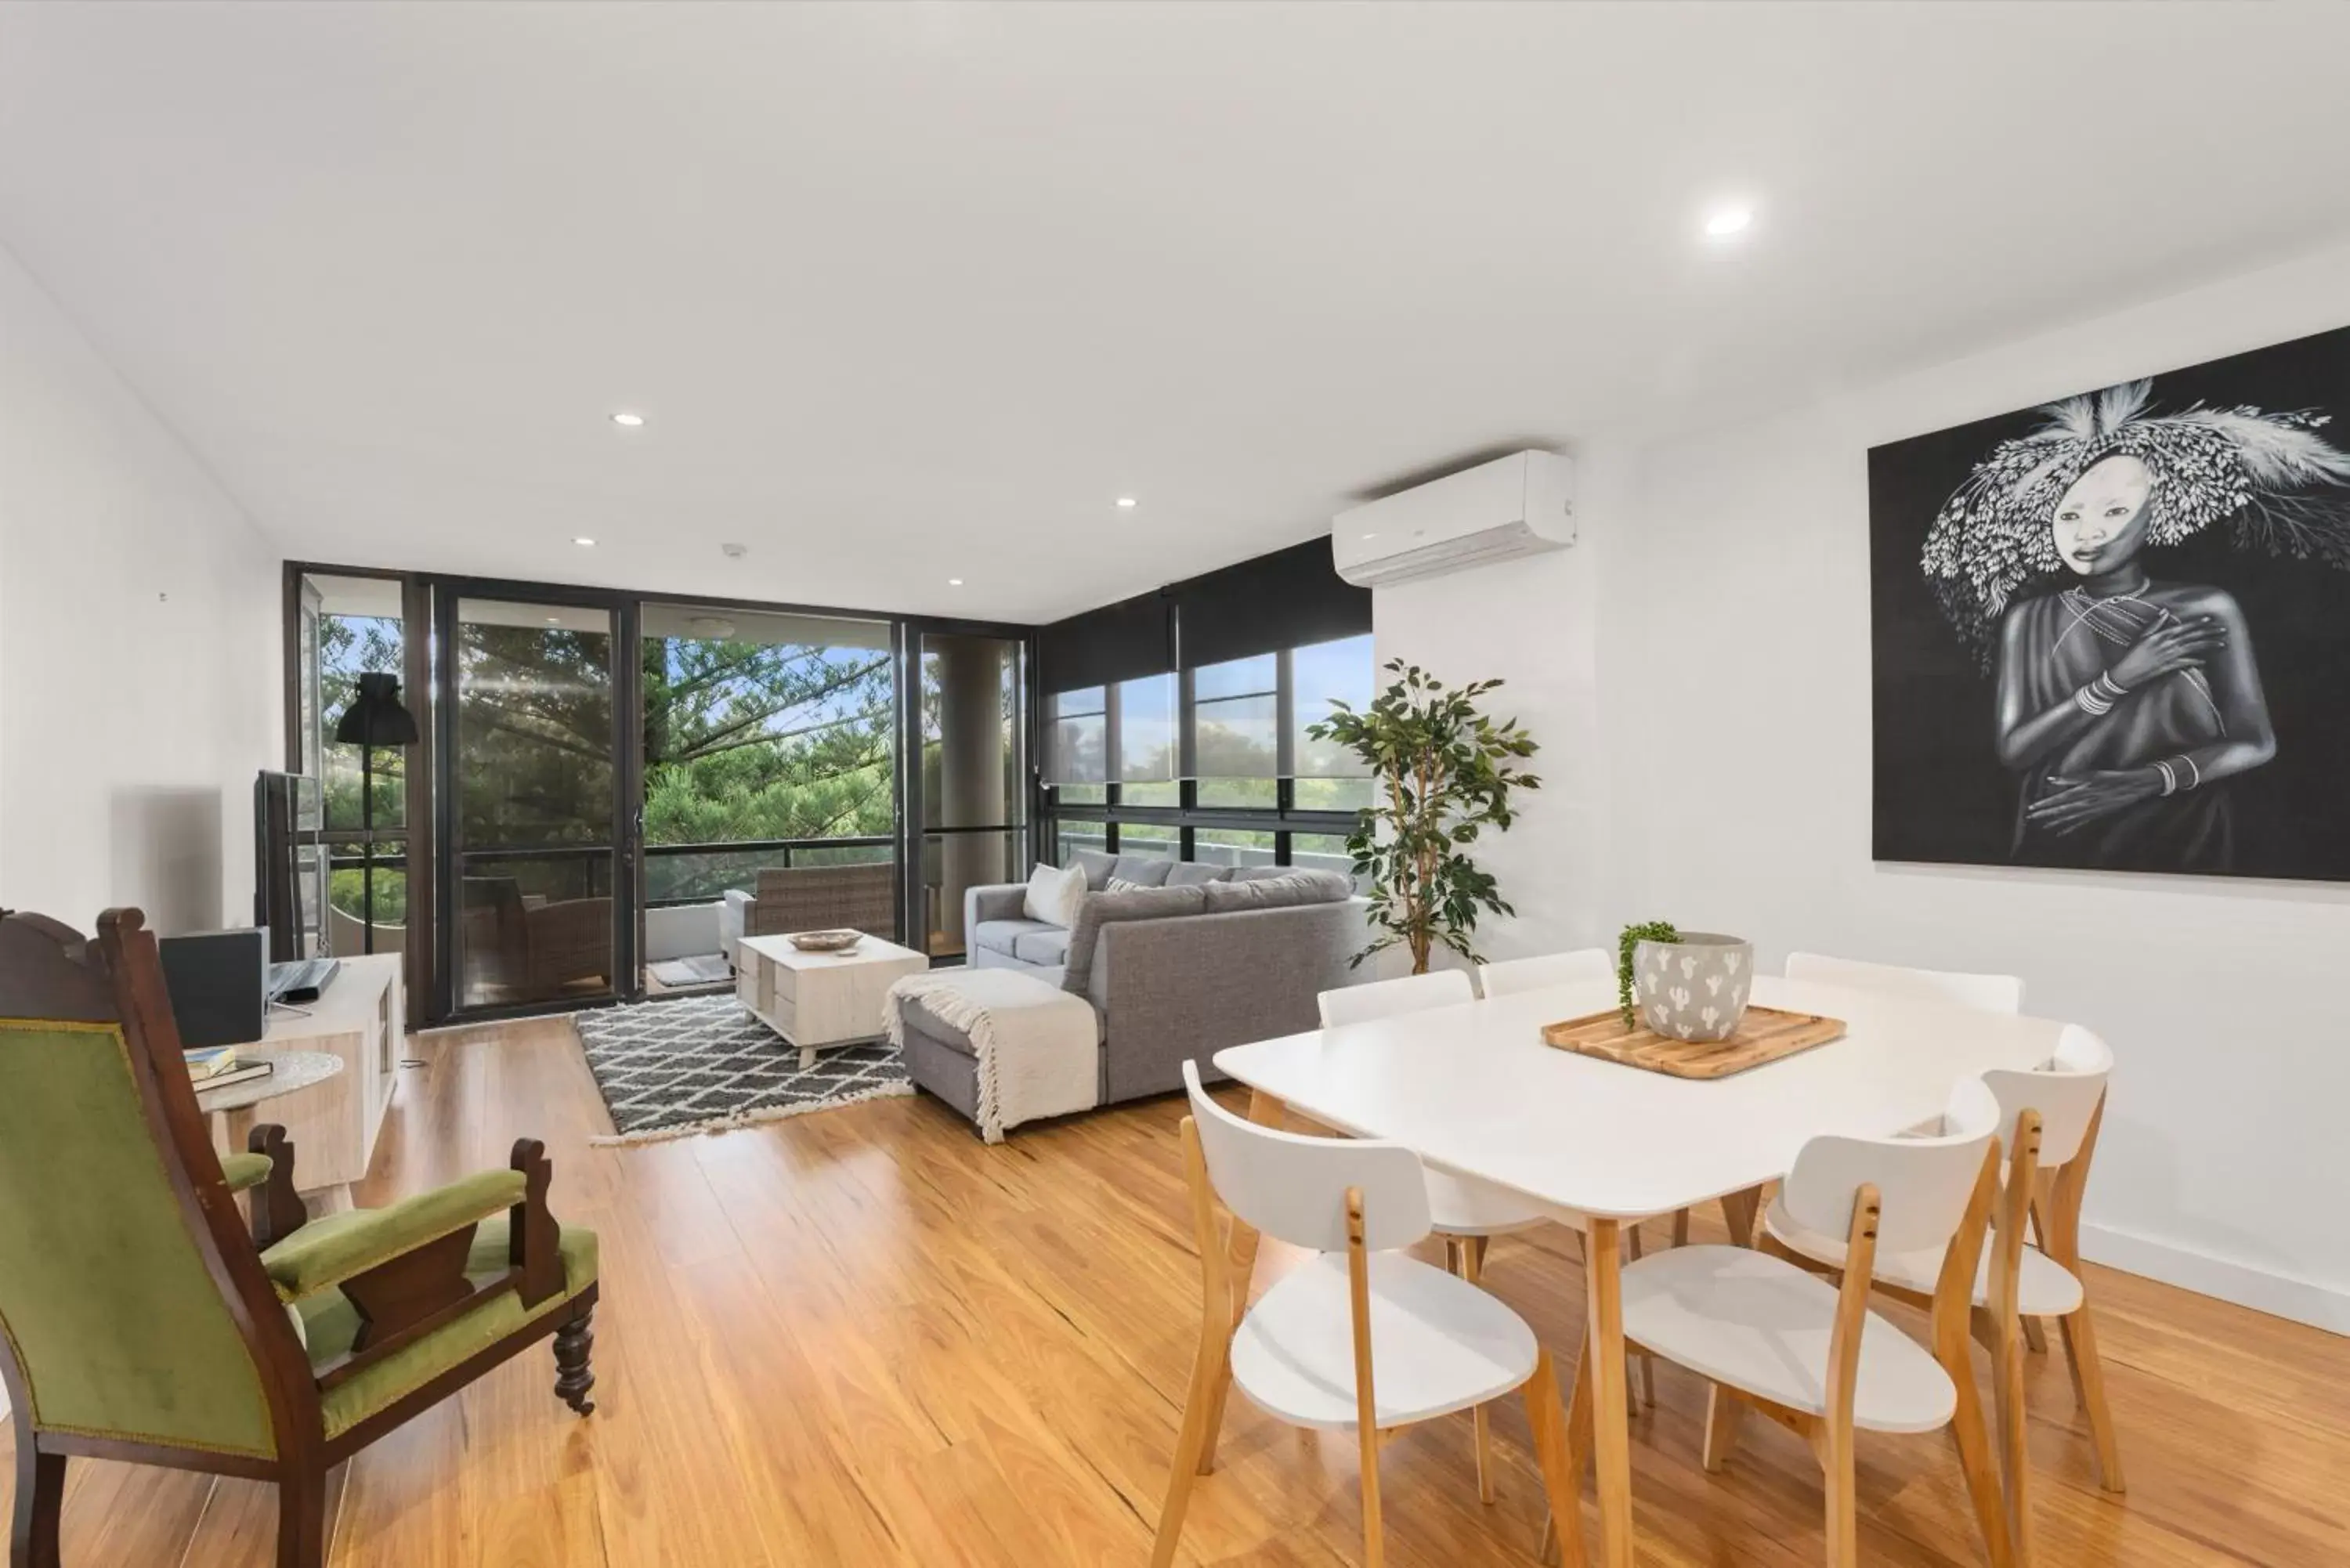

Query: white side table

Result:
[199,1049,350,1212]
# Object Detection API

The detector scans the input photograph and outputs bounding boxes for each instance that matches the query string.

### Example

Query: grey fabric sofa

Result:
[897,852,1366,1120]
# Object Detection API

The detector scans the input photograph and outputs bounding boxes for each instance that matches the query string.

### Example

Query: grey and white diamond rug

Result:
[574,994,913,1146]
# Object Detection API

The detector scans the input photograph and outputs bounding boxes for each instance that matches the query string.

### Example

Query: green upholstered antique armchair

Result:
[0,909,601,1568]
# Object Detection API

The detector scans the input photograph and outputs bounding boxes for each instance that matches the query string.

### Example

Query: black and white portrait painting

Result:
[1871,323,2350,881]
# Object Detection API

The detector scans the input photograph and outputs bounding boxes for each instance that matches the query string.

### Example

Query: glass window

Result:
[1292,633,1375,779]
[641,606,896,896]
[1054,782,1108,807]
[1055,818,1111,865]
[1047,686,1107,785]
[1195,775,1278,810]
[320,611,408,832]
[1293,775,1378,813]
[1120,780,1180,807]
[1193,827,1276,871]
[1118,672,1178,782]
[1114,823,1180,862]
[1188,653,1279,781]
[1290,832,1368,891]
[1193,652,1277,703]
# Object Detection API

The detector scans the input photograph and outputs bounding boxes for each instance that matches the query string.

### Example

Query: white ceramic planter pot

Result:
[1633,932,1753,1042]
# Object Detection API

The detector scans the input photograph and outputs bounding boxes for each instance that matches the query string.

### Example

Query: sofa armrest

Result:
[720,888,754,955]
[262,1168,526,1302]
[964,882,1031,937]
[1090,899,1367,1103]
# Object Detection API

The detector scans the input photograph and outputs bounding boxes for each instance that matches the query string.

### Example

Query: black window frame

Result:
[1040,641,1370,875]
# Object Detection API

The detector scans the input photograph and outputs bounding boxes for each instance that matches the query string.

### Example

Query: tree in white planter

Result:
[1307,659,1541,974]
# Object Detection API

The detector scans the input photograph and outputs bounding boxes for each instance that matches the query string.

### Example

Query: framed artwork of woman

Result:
[1871,324,2350,881]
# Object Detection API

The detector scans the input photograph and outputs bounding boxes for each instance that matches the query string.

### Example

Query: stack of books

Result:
[185,1045,273,1093]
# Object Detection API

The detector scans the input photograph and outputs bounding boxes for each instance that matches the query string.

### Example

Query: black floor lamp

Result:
[334,672,418,956]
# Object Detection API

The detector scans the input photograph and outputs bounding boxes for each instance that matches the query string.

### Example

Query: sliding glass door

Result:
[442,595,631,1013]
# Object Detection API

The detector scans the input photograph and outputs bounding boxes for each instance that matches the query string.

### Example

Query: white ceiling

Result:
[5,3,2348,624]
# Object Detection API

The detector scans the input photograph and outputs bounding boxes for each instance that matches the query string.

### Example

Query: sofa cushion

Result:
[1165,862,1231,887]
[1201,870,1354,912]
[1069,848,1119,891]
[1011,927,1072,966]
[973,918,1055,957]
[1063,883,1209,995]
[1109,856,1174,887]
[1022,862,1086,927]
[1228,865,1298,882]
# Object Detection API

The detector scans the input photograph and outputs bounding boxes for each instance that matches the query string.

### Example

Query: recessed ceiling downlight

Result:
[1703,204,1755,239]
[948,578,964,587]
[573,537,595,547]
[1115,497,1138,508]
[610,411,645,427]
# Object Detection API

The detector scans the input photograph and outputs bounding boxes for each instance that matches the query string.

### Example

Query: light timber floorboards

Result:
[8,1014,2346,1566]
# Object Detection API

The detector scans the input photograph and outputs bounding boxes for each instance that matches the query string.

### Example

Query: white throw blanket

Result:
[884,968,1098,1143]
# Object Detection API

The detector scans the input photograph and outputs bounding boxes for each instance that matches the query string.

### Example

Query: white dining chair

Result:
[1784,951,2026,1014]
[1477,947,1614,997]
[1318,977,1549,1255]
[1151,1062,1584,1568]
[1765,1025,2121,1559]
[1605,1078,2014,1568]
[1316,970,1601,1476]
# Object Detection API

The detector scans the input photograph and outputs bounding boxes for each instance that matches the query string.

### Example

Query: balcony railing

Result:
[324,836,900,914]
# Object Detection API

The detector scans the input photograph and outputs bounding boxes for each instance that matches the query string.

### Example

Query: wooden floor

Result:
[9,1015,2348,1566]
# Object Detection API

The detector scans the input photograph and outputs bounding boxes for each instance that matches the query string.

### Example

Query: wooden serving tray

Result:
[1540,1005,1846,1080]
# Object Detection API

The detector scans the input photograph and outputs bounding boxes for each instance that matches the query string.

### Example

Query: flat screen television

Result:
[254,771,328,964]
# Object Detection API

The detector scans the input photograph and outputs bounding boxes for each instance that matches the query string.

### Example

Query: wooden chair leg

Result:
[1701,1382,1743,1473]
[1150,1316,1234,1568]
[554,1307,597,1416]
[1671,1207,1690,1248]
[277,1464,328,1568]
[1625,1227,1655,1412]
[1459,1236,1497,1504]
[1523,1347,1589,1568]
[1942,1342,2016,1568]
[1993,1310,2036,1567]
[1358,1401,1386,1568]
[1821,1414,1859,1568]
[2059,1303,2126,1494]
[2021,1315,2049,1355]
[10,1443,64,1568]
[1719,1186,1763,1248]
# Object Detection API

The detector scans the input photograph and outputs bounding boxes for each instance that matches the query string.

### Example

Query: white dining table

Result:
[1212,973,2066,1568]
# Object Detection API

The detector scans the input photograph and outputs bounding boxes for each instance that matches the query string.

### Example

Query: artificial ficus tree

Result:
[1306,659,1541,974]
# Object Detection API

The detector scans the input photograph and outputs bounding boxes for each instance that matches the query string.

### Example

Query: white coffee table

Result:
[736,930,930,1069]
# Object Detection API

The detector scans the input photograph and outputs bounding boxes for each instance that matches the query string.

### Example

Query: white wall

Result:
[1372,446,1632,964]
[1379,240,2350,1331]
[0,237,280,941]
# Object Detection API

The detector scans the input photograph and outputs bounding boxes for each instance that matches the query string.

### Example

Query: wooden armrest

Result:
[245,1125,309,1248]
[309,1138,569,1390]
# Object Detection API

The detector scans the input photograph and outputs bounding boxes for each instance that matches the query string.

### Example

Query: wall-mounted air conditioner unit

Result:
[1331,450,1574,589]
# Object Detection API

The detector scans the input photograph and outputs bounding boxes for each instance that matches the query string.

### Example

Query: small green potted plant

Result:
[1619,920,1752,1041]
[1307,659,1539,974]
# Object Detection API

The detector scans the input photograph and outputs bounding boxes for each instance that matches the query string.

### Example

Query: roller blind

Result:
[1036,590,1172,695]
[1170,537,1370,673]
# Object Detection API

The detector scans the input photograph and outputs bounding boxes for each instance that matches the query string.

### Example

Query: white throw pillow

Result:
[1022,862,1086,927]
[1105,876,1152,894]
